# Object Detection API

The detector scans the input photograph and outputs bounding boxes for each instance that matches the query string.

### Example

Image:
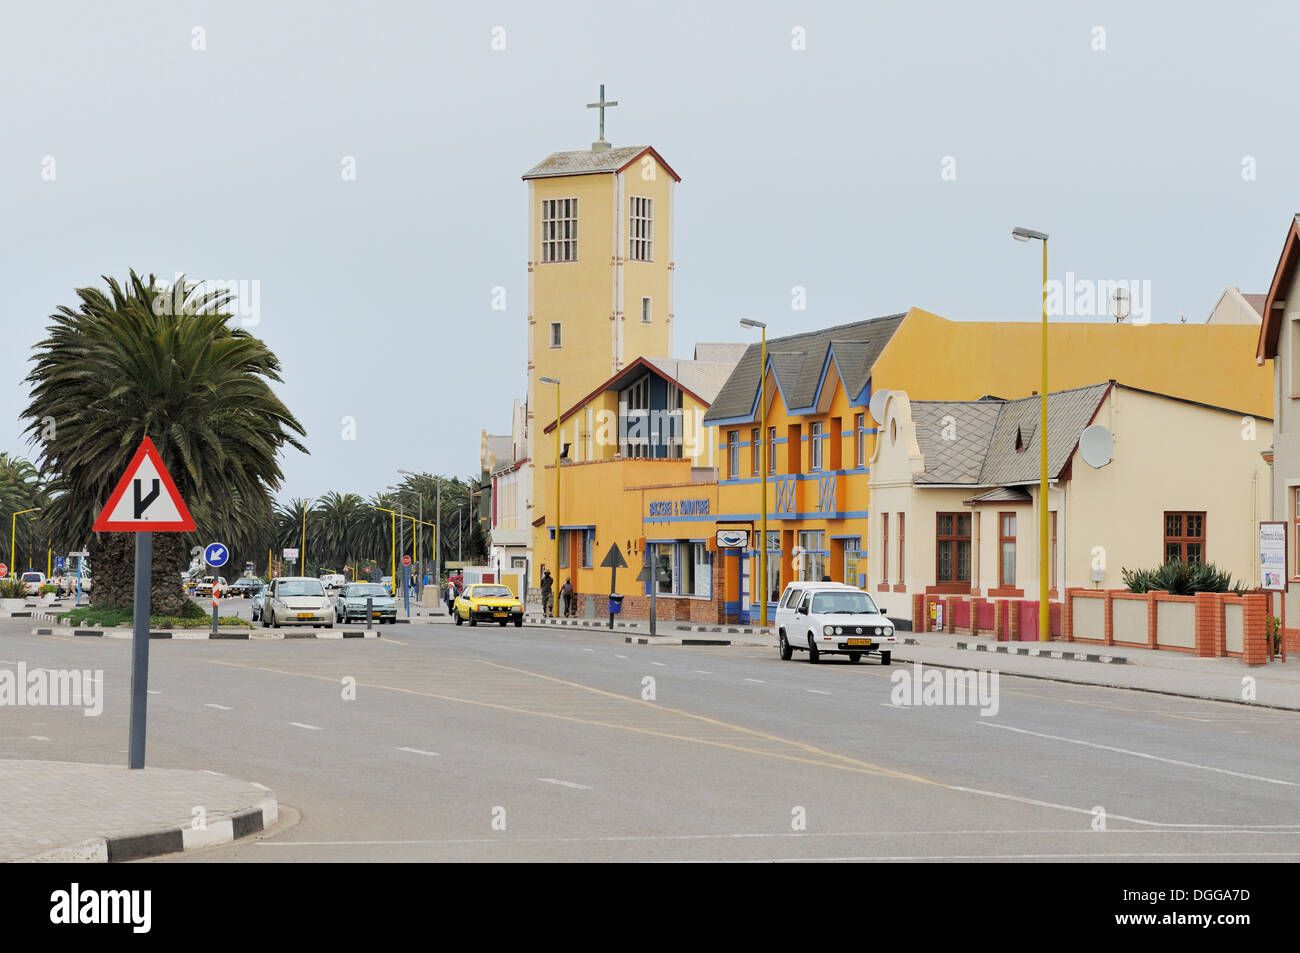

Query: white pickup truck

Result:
[774,581,896,664]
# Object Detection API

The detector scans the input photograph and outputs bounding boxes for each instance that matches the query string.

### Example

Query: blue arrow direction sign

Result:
[204,542,229,568]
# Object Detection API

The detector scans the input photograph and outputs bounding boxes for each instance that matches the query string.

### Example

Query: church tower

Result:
[521,87,680,587]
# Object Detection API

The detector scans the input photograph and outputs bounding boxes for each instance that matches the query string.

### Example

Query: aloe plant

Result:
[1121,559,1245,595]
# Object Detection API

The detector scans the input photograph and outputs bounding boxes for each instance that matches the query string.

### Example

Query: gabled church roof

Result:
[522,145,681,182]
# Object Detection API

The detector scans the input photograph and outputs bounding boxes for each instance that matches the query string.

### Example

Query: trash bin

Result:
[608,593,624,615]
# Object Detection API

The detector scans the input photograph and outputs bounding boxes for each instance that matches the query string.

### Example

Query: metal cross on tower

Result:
[587,84,618,142]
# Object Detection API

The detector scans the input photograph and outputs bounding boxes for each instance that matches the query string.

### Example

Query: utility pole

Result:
[435,478,441,585]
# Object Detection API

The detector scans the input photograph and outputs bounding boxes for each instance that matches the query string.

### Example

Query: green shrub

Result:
[1121,560,1246,595]
[0,578,26,599]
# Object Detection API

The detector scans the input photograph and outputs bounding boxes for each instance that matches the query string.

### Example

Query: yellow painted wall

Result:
[873,307,1272,415]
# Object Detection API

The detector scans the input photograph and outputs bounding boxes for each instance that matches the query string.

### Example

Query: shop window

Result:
[798,530,827,580]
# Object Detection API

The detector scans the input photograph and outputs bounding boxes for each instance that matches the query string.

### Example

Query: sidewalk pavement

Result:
[0,760,277,862]
[517,614,1300,711]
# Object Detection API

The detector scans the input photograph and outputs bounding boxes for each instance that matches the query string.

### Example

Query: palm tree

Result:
[273,497,316,574]
[314,491,364,574]
[0,452,49,572]
[22,272,306,613]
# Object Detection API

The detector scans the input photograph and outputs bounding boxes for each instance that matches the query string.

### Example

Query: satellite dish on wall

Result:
[868,389,892,425]
[1079,424,1113,468]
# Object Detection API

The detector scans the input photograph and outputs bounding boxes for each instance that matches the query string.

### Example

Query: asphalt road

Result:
[2,613,1298,862]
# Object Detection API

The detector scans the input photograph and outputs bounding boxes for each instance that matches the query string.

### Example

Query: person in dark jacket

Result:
[560,578,574,617]
[540,568,554,617]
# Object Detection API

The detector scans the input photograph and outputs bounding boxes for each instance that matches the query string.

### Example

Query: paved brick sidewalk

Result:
[0,760,277,862]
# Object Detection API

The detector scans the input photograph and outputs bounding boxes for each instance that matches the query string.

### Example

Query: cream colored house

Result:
[1206,286,1264,325]
[869,382,1271,603]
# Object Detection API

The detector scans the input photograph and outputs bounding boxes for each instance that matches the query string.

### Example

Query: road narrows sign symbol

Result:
[92,437,196,532]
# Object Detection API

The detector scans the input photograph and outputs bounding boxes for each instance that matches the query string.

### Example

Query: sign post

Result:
[402,554,412,617]
[600,543,628,630]
[1260,521,1287,663]
[92,437,195,769]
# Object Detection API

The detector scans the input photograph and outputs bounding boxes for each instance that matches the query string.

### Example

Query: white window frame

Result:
[641,296,652,324]
[810,421,823,471]
[630,196,653,261]
[549,322,562,348]
[541,197,578,263]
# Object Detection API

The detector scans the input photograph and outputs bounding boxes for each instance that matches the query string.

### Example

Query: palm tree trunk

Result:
[90,531,188,616]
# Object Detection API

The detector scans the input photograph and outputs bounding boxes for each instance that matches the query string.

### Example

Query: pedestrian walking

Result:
[560,578,574,617]
[540,568,554,618]
[445,579,457,616]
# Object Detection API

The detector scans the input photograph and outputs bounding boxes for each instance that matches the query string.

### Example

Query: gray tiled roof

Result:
[644,357,742,406]
[912,401,1003,484]
[910,383,1110,487]
[702,314,906,424]
[522,146,650,180]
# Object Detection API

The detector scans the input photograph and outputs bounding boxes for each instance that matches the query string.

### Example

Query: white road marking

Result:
[693,670,711,674]
[980,722,1300,788]
[29,735,50,741]
[538,778,592,790]
[147,690,160,695]
[583,648,594,653]
[290,722,322,730]
[205,703,232,710]
[615,654,628,659]
[651,662,666,667]
[744,678,765,684]
[396,747,440,757]
[807,689,831,695]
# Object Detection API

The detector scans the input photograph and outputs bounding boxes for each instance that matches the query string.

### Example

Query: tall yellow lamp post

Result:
[540,377,562,603]
[739,318,769,626]
[10,508,39,576]
[1012,225,1051,642]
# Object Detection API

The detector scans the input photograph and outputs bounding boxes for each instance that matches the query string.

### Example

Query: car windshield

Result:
[346,584,389,598]
[473,586,512,598]
[277,580,325,597]
[811,591,878,615]
[22,573,40,582]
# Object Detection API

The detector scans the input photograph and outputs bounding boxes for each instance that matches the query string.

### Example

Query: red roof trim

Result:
[1258,216,1300,361]
[616,146,681,182]
[542,357,711,434]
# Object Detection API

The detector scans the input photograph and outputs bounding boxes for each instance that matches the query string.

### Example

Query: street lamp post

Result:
[10,508,39,577]
[1012,225,1051,643]
[740,318,769,627]
[540,376,561,602]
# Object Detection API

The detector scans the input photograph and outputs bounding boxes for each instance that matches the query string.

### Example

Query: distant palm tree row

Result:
[7,270,487,610]
[271,475,489,582]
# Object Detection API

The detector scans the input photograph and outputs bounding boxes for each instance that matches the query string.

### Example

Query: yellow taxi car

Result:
[454,583,524,627]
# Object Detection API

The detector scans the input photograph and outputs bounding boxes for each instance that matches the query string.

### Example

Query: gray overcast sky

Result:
[2,0,1296,501]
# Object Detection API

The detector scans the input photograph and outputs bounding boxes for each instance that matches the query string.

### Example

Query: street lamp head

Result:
[539,376,560,385]
[739,318,767,329]
[1011,226,1049,242]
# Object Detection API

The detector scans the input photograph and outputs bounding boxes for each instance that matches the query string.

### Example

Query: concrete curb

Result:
[21,794,279,863]
[624,636,733,646]
[934,638,1129,665]
[32,627,380,640]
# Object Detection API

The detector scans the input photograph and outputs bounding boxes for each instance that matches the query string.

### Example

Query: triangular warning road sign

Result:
[600,543,628,570]
[92,437,196,532]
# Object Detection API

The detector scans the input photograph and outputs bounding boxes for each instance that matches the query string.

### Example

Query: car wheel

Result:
[455,612,463,626]
[807,636,819,664]
[880,650,892,666]
[848,652,862,663]
[514,618,522,627]
[469,616,477,627]
[779,631,793,661]
[272,613,280,629]
[499,620,507,627]
[325,621,333,629]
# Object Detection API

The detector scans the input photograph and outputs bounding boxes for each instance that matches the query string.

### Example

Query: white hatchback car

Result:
[775,581,896,664]
[261,576,334,629]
